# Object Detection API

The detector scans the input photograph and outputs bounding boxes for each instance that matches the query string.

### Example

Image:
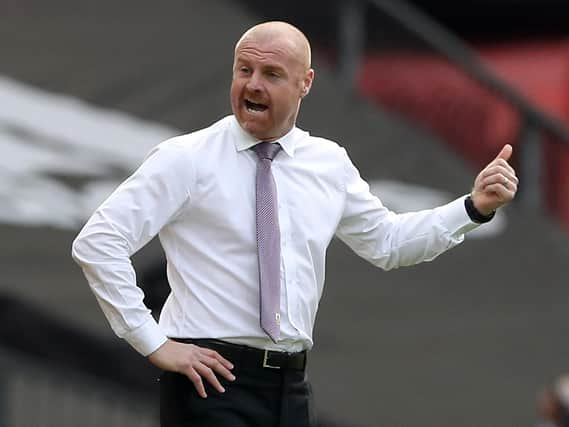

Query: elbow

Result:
[371,254,400,271]
[72,211,118,265]
[71,233,89,265]
[71,227,100,265]
[71,223,132,266]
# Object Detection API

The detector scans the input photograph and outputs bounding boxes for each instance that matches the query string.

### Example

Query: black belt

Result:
[171,338,307,371]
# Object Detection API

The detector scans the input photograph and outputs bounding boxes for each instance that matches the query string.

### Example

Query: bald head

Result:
[235,21,312,70]
[230,21,315,141]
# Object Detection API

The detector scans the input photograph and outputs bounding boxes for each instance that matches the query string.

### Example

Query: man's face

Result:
[230,36,312,141]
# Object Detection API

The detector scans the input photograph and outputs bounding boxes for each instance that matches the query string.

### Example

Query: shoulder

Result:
[294,129,349,162]
[146,116,232,161]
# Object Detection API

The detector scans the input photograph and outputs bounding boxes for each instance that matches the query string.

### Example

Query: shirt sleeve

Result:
[335,148,478,271]
[71,139,192,356]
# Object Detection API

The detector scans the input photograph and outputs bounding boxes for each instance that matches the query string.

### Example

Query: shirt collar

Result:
[230,115,299,158]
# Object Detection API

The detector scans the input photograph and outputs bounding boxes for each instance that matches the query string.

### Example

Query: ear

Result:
[301,68,315,98]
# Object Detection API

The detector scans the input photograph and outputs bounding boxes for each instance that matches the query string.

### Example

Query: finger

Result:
[200,355,236,381]
[493,158,516,175]
[202,348,234,370]
[481,174,516,191]
[502,179,518,194]
[186,368,208,398]
[483,183,516,200]
[195,363,226,394]
[495,144,513,162]
[479,172,518,189]
[187,344,233,370]
[484,158,515,177]
[480,166,518,184]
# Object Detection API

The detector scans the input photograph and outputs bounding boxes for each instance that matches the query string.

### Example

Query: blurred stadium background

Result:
[1,0,568,426]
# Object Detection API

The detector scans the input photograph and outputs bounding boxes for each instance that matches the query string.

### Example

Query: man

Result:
[72,21,518,427]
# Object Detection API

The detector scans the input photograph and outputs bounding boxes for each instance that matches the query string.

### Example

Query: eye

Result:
[239,66,250,74]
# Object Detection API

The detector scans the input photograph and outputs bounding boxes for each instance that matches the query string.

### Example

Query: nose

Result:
[245,71,263,93]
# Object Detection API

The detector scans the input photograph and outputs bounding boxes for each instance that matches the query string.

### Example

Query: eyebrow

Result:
[235,57,287,74]
[263,64,286,73]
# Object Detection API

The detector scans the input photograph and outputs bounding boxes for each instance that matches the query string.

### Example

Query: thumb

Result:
[495,144,513,162]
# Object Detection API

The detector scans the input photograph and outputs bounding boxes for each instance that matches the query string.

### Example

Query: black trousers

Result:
[159,340,317,427]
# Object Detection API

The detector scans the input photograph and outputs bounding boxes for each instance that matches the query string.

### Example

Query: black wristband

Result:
[464,195,495,224]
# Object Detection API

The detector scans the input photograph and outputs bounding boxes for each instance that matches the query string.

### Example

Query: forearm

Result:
[72,211,167,355]
[338,196,478,270]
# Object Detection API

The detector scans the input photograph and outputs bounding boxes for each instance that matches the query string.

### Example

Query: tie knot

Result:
[254,142,281,161]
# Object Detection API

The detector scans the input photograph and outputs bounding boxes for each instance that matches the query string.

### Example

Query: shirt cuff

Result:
[437,195,480,236]
[122,317,168,356]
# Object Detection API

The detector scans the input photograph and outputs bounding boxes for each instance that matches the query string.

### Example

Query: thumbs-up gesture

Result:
[471,144,519,216]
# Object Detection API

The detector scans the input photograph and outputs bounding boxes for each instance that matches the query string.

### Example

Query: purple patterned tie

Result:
[253,142,282,343]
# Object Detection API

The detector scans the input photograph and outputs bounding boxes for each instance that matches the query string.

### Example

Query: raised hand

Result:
[471,144,519,216]
[148,339,235,398]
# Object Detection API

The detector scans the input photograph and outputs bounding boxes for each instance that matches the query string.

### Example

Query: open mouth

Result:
[245,99,268,113]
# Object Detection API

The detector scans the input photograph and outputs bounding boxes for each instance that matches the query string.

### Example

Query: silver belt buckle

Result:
[262,350,281,369]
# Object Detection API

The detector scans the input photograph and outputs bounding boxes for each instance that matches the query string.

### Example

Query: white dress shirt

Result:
[72,115,478,356]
